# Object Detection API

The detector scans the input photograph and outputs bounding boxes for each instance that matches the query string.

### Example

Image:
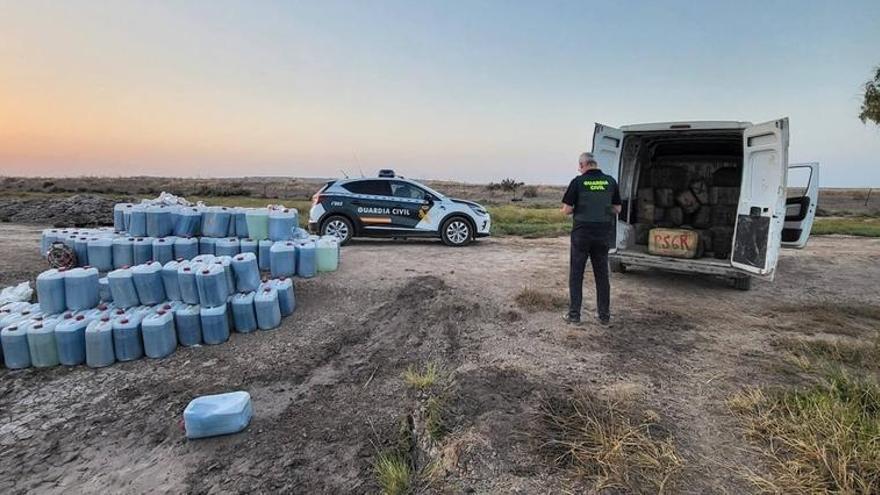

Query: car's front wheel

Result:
[440,217,472,247]
[321,215,354,245]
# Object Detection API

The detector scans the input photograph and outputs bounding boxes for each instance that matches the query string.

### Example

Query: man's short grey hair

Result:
[578,152,594,164]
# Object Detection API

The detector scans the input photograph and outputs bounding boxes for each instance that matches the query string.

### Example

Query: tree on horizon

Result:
[860,65,880,125]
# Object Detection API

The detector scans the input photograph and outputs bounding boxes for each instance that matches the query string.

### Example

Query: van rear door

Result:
[782,163,819,249]
[731,118,789,279]
[592,124,624,252]
[591,124,624,181]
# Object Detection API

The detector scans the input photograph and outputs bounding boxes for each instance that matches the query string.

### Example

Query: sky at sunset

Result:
[1,0,879,186]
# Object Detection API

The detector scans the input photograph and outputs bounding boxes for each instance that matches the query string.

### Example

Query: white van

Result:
[592,118,819,290]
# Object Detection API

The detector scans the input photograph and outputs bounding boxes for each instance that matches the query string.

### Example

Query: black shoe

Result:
[599,316,612,327]
[562,314,581,325]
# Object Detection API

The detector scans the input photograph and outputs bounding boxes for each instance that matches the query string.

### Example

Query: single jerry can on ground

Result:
[273,278,295,317]
[174,304,202,346]
[27,319,60,368]
[296,241,316,278]
[648,228,701,259]
[254,287,281,330]
[183,391,253,439]
[113,316,144,361]
[1,324,31,369]
[231,292,257,333]
[316,236,339,272]
[55,315,88,366]
[200,304,230,345]
[85,318,115,368]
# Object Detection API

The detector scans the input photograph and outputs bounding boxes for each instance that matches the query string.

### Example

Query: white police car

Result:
[308,171,491,246]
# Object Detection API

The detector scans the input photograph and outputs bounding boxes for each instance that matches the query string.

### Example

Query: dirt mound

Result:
[180,275,493,493]
[0,194,122,227]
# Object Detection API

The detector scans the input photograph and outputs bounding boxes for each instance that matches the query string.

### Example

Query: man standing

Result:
[561,152,622,326]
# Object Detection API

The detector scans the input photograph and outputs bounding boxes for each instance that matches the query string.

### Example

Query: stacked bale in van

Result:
[636,165,741,259]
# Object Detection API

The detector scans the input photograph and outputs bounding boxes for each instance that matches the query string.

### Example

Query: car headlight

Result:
[468,204,488,216]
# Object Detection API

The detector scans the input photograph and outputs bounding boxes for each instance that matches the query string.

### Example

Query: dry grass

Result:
[729,373,880,493]
[515,287,568,312]
[373,450,413,495]
[533,388,684,494]
[402,362,448,441]
[424,395,447,442]
[403,362,440,391]
[781,351,813,372]
[769,302,880,337]
[780,336,880,373]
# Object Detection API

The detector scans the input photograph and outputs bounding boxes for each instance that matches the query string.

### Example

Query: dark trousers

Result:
[568,228,611,320]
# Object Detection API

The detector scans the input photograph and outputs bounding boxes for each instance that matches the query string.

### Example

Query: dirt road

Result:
[1,223,878,493]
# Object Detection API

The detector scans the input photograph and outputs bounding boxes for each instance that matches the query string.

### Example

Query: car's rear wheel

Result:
[321,215,354,245]
[441,217,472,247]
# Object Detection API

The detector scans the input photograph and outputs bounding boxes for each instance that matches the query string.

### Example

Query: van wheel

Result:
[441,217,472,247]
[321,216,353,245]
[610,260,626,274]
[733,276,752,291]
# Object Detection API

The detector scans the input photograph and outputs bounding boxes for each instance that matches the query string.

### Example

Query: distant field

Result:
[490,208,880,238]
[2,176,876,215]
[1,176,878,237]
[812,217,880,237]
[488,205,569,237]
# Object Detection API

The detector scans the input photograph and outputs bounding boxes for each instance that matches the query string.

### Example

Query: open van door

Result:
[731,118,789,280]
[591,123,624,181]
[592,123,624,252]
[782,162,819,249]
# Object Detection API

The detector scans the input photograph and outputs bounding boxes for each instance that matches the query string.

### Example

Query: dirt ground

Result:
[1,223,879,494]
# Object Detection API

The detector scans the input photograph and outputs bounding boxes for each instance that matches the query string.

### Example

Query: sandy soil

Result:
[1,223,879,494]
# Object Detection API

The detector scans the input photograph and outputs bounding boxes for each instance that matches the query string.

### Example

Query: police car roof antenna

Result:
[339,169,349,179]
[351,151,365,178]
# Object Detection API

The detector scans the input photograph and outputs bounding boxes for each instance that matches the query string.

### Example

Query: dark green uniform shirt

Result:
[562,169,621,232]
